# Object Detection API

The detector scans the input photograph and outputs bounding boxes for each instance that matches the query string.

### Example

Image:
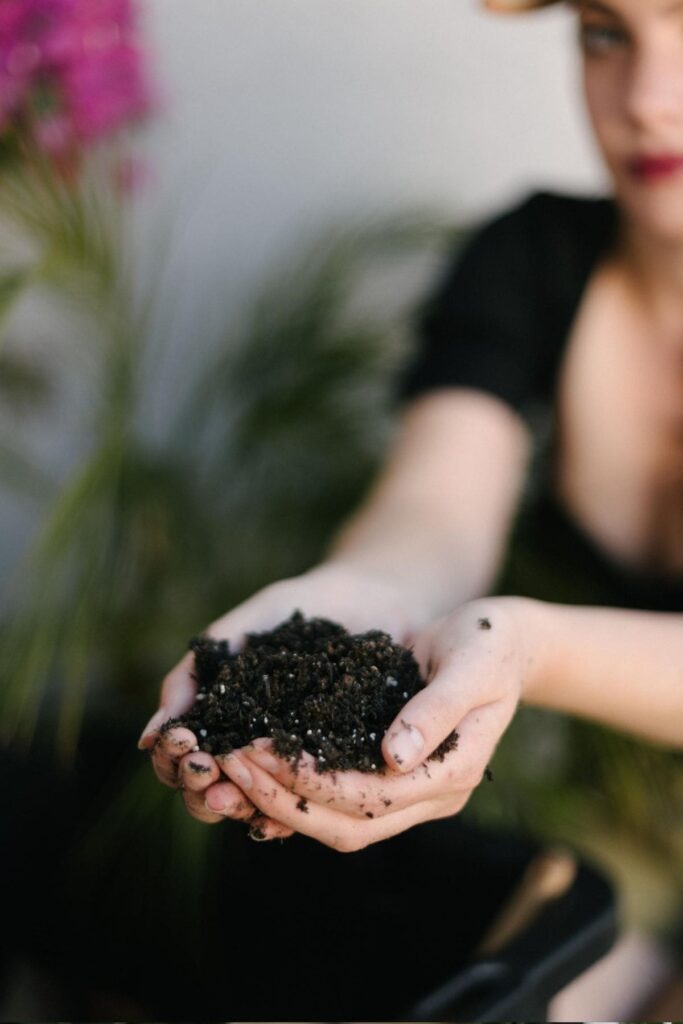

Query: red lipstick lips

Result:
[628,153,683,181]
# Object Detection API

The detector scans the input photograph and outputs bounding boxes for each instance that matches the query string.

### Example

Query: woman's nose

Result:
[624,45,683,132]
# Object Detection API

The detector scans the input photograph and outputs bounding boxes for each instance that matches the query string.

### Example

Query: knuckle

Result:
[152,759,179,788]
[184,798,219,825]
[447,791,470,816]
[162,733,193,757]
[435,800,459,821]
[430,790,467,819]
[233,799,256,819]
[451,761,483,790]
[465,764,487,789]
[337,828,369,854]
[329,832,358,854]
[266,823,294,839]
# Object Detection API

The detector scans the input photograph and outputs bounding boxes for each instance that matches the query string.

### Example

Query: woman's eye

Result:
[578,23,627,54]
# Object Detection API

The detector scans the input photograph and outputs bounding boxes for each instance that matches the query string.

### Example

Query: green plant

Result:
[0,181,448,759]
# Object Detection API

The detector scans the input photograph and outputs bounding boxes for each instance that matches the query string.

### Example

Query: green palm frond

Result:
[0,183,449,761]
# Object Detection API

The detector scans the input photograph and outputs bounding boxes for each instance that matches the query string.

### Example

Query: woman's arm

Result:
[521,599,683,748]
[233,595,680,850]
[323,386,531,626]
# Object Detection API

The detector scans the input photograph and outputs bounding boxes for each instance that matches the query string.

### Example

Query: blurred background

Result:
[0,0,680,1019]
[1,0,605,599]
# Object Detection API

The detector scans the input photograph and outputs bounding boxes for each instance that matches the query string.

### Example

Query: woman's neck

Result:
[616,213,683,337]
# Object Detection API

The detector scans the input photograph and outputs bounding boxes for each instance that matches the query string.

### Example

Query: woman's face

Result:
[574,0,683,241]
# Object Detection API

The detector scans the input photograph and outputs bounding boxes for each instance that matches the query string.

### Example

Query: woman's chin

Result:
[613,176,683,245]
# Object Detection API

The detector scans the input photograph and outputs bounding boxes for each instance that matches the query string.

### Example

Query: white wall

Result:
[135,0,608,300]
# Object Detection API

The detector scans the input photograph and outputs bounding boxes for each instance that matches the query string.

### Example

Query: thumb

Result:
[138,651,198,749]
[381,659,480,773]
[160,649,198,717]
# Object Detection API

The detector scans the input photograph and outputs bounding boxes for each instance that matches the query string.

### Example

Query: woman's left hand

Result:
[207,596,532,848]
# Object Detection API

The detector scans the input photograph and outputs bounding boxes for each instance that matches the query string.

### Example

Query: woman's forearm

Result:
[323,505,506,623]
[321,391,531,625]
[518,598,683,748]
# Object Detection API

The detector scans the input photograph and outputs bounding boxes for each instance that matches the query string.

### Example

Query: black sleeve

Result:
[394,191,550,423]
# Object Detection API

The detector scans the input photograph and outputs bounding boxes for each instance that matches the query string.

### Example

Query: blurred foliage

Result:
[0,163,444,757]
[0,133,680,965]
[470,705,683,934]
[0,162,456,994]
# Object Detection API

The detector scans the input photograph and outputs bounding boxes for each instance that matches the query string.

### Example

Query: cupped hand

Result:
[138,562,419,836]
[224,597,530,849]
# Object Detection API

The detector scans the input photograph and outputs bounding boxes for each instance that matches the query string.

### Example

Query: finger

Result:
[138,650,199,751]
[382,643,499,774]
[179,751,220,792]
[204,779,289,836]
[218,753,461,853]
[159,650,199,717]
[444,700,515,787]
[247,815,295,841]
[203,586,293,655]
[340,791,469,849]
[138,706,174,751]
[242,738,441,819]
[150,726,197,787]
[218,751,365,849]
[409,616,443,680]
[182,786,225,824]
[203,780,258,821]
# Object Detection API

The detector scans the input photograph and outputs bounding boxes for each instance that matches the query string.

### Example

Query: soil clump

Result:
[161,610,458,773]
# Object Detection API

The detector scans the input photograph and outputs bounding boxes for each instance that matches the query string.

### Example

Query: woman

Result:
[141,0,683,851]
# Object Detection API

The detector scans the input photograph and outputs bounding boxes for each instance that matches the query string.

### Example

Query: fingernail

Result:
[386,723,424,770]
[205,792,229,813]
[137,707,168,750]
[224,754,253,790]
[246,748,280,773]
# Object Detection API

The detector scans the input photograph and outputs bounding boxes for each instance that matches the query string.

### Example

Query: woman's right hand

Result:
[138,562,417,836]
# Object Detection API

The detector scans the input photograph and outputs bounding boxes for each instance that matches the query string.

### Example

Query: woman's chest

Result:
[553,261,683,576]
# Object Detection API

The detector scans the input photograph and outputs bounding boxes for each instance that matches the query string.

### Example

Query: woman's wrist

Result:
[316,555,450,629]
[499,598,683,746]
[495,595,555,706]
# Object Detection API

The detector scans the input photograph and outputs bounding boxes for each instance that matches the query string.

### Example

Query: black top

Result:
[394,189,683,612]
[396,189,619,425]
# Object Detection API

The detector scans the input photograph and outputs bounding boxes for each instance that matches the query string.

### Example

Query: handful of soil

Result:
[162,609,458,773]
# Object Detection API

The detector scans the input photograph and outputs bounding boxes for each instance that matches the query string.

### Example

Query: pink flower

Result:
[0,0,155,162]
[62,41,151,142]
